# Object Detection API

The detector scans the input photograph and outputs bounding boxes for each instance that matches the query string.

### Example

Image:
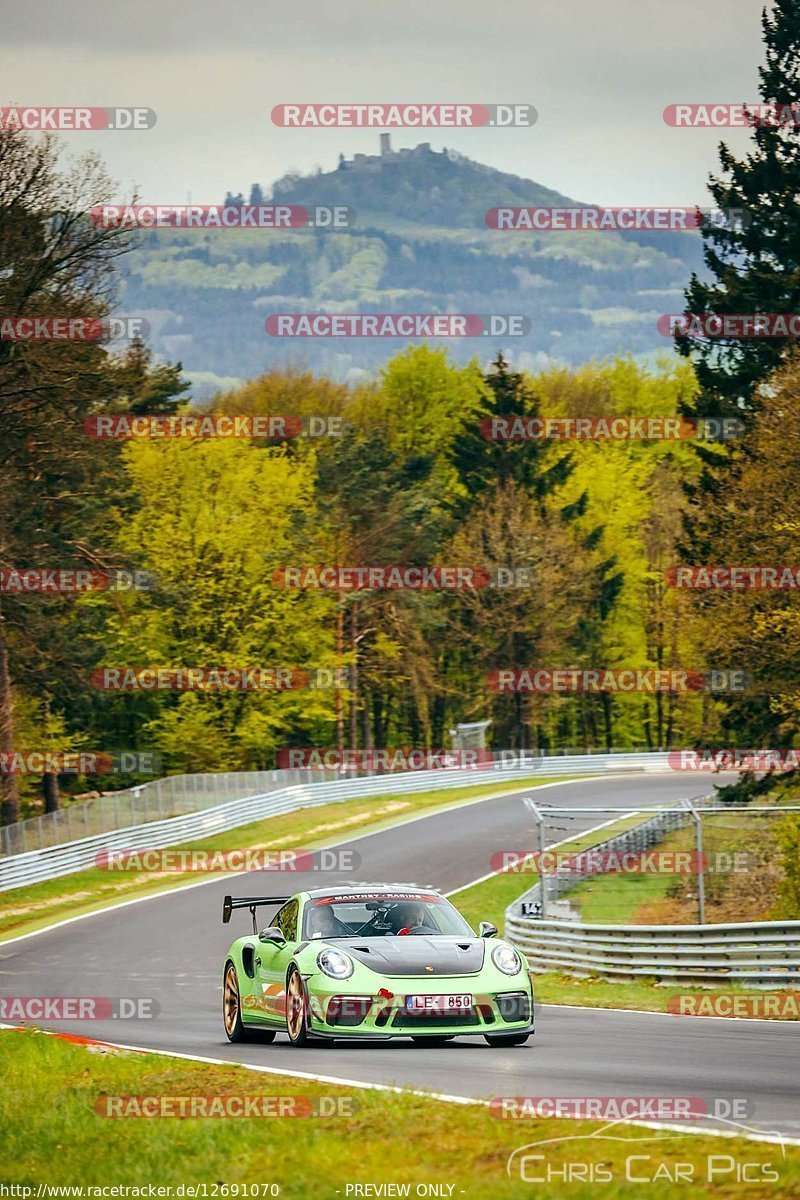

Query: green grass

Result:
[2,1031,797,1196]
[0,774,568,943]
[450,810,650,931]
[569,859,681,925]
[531,973,800,1019]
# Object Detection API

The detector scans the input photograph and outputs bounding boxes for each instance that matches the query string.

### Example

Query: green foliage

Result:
[96,436,334,773]
[773,813,800,919]
[679,0,800,419]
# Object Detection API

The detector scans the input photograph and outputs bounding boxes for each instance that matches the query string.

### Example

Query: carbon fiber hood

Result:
[337,936,486,976]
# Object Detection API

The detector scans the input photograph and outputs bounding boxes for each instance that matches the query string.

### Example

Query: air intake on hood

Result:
[340,937,486,976]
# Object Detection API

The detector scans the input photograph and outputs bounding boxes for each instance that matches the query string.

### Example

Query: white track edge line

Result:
[2,1024,797,1148]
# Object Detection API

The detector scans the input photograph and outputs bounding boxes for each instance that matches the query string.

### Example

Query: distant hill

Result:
[120,138,703,398]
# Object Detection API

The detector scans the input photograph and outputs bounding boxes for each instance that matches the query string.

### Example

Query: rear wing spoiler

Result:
[223,894,292,932]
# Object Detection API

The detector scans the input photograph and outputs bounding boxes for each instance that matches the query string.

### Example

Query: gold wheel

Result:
[223,964,240,1037]
[286,969,306,1042]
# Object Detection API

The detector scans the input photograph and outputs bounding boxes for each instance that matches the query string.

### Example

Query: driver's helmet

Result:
[390,901,424,932]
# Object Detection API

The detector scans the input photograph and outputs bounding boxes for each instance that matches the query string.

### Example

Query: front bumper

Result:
[304,976,534,1039]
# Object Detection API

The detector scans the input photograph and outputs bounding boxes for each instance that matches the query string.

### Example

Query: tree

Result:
[444,480,582,749]
[0,130,190,823]
[0,128,131,824]
[451,352,572,511]
[105,336,189,416]
[97,436,332,772]
[677,353,800,744]
[679,0,800,420]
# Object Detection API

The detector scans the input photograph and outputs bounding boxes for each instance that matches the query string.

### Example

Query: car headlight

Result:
[492,944,522,976]
[317,948,354,979]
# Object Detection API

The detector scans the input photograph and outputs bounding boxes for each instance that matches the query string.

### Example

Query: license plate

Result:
[405,994,472,1013]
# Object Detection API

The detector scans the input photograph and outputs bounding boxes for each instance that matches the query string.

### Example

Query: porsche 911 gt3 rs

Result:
[221,884,534,1046]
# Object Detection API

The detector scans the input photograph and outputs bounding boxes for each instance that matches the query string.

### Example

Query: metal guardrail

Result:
[0,749,676,858]
[0,751,675,891]
[505,807,800,984]
[506,914,800,984]
[0,769,322,856]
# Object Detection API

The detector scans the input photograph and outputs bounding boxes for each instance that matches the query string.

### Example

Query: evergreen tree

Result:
[451,353,572,511]
[679,0,800,420]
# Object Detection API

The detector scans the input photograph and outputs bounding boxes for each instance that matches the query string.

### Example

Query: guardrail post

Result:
[523,798,548,919]
[683,798,706,924]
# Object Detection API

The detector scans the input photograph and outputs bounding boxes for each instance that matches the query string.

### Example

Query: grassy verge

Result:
[531,973,800,1018]
[2,1030,796,1196]
[0,774,566,943]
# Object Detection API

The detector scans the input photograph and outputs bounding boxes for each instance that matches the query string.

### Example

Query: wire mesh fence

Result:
[0,769,333,856]
[0,749,679,858]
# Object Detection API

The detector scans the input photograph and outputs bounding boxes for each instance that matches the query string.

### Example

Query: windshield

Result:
[303,892,474,939]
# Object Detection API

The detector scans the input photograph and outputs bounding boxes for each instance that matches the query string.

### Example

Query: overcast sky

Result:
[0,0,771,207]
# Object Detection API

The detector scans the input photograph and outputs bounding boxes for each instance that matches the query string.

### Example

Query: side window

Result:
[273,898,299,942]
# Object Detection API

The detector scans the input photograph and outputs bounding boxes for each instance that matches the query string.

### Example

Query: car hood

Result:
[331,936,487,976]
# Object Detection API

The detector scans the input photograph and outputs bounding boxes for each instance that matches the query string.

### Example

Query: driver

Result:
[307,904,349,939]
[390,901,436,935]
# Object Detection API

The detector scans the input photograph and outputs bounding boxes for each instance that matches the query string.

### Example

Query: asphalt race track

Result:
[2,773,798,1140]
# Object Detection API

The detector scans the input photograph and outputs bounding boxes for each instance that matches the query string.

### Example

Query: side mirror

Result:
[258,926,286,946]
[479,921,498,938]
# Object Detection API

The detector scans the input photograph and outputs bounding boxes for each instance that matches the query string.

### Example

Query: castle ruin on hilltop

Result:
[229,136,469,207]
[337,134,458,172]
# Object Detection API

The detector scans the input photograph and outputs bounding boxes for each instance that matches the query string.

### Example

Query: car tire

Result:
[411,1036,455,1046]
[484,1032,530,1047]
[286,965,312,1047]
[223,962,276,1043]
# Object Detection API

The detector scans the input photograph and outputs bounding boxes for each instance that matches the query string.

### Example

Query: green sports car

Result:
[221,885,534,1046]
